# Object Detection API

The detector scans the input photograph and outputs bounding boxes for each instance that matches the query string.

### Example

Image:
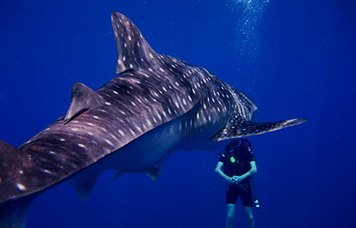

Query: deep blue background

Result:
[1,0,355,227]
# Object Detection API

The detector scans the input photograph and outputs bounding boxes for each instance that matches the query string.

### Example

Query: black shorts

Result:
[226,183,253,207]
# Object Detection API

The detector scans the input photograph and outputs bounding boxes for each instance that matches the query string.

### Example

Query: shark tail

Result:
[210,117,308,141]
[0,196,36,228]
[0,140,39,228]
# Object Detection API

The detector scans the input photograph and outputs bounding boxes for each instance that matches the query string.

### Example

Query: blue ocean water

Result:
[0,0,355,227]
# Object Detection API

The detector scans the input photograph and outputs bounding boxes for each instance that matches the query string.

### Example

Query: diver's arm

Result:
[215,161,233,183]
[236,161,257,183]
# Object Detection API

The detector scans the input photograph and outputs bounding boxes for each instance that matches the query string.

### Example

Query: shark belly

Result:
[85,99,230,177]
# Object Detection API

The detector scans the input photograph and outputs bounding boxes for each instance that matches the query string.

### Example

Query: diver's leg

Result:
[226,204,235,228]
[244,206,254,228]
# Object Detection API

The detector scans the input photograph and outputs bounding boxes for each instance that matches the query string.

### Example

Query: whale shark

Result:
[0,12,307,228]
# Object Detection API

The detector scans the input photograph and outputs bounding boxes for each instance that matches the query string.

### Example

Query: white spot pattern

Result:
[17,183,26,191]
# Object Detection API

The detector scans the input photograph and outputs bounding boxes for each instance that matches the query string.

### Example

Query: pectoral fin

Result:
[210,117,308,141]
[67,171,102,201]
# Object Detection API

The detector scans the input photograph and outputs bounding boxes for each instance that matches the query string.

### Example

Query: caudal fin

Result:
[0,196,36,228]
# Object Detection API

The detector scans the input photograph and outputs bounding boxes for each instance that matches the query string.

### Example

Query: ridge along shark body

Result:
[0,12,307,228]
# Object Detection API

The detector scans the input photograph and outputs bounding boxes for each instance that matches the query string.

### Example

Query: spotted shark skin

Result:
[0,12,307,228]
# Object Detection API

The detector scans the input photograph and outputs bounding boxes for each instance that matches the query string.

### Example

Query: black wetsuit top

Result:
[219,139,255,184]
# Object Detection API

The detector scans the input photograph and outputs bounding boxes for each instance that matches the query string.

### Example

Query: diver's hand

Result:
[230,176,244,184]
[230,176,239,184]
[236,176,245,183]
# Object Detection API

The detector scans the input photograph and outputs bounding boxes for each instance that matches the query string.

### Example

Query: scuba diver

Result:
[215,138,258,228]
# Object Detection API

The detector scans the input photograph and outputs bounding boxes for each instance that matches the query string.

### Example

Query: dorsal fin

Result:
[64,82,104,123]
[210,117,308,141]
[111,12,161,73]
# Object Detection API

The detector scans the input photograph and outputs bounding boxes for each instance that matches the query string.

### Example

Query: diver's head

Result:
[226,139,242,152]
